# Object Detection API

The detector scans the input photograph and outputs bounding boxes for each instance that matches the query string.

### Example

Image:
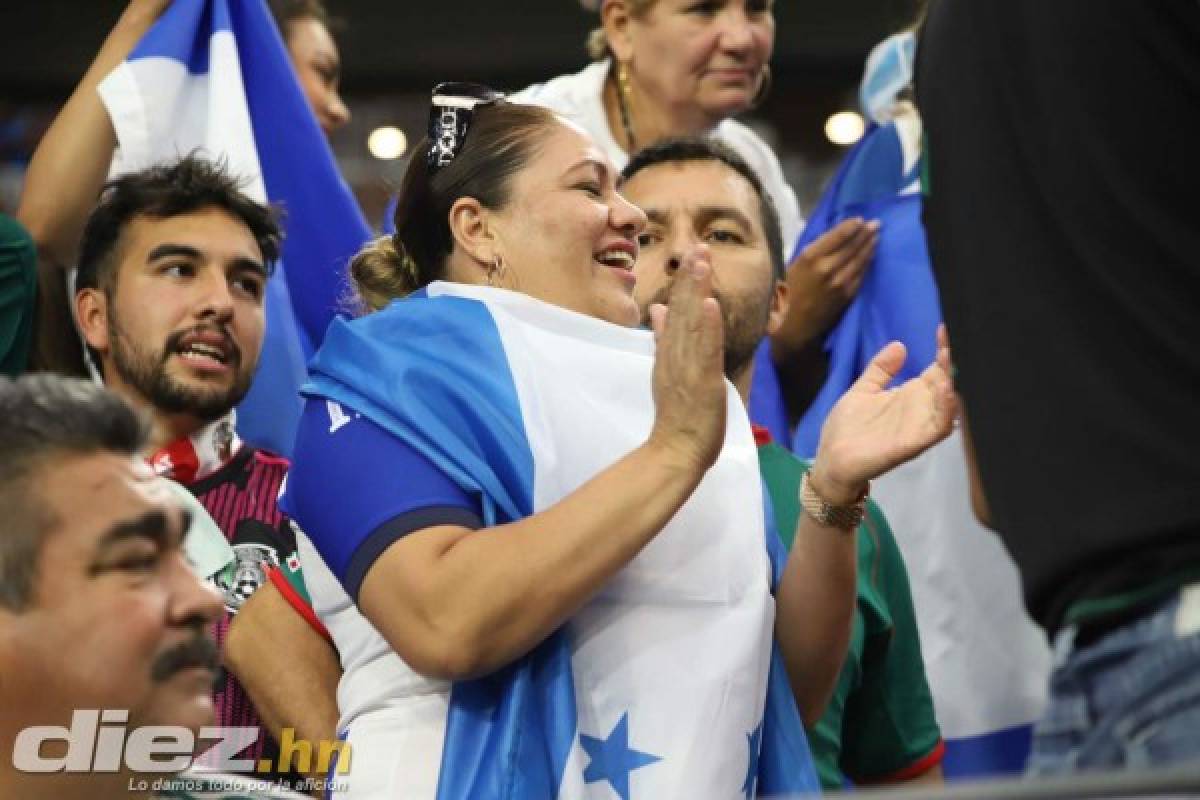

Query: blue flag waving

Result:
[99,0,371,456]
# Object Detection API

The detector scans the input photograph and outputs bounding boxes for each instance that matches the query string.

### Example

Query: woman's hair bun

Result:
[348,234,420,313]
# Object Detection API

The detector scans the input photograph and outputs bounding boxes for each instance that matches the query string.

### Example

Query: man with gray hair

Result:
[0,374,307,799]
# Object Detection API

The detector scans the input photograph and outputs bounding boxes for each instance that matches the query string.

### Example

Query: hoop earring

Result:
[750,64,772,109]
[488,255,506,287]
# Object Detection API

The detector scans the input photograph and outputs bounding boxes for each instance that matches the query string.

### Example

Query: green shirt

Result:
[0,213,36,376]
[758,439,942,788]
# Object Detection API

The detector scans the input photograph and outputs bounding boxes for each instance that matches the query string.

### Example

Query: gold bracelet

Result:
[799,471,868,530]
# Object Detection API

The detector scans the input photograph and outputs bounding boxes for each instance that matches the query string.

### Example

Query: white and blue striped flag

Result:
[750,119,1051,778]
[295,282,819,798]
[98,0,371,457]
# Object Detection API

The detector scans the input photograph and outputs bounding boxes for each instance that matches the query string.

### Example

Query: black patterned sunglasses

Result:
[426,82,505,170]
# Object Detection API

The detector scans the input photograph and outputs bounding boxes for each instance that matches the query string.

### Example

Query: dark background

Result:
[0,0,919,221]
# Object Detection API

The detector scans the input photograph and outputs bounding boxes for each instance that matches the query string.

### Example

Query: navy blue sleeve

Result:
[281,397,483,600]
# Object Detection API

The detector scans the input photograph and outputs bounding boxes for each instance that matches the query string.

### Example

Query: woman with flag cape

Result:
[280,85,959,799]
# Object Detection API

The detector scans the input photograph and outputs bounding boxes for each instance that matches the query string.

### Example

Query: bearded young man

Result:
[621,138,945,788]
[71,156,339,789]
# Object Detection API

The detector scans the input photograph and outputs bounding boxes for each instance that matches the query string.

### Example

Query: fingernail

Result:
[867,220,882,232]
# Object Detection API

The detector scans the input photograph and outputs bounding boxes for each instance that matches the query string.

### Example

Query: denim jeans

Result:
[1027,585,1200,774]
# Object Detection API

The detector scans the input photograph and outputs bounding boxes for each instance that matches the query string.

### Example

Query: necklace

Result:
[614,63,638,152]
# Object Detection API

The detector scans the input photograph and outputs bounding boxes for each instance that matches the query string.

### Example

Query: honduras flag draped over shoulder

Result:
[301,282,818,798]
[749,114,1051,779]
[98,0,371,457]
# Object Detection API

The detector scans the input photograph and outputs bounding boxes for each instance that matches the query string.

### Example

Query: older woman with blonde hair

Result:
[514,0,881,374]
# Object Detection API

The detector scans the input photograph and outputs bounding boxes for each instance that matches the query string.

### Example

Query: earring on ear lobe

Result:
[750,64,773,109]
[488,255,505,287]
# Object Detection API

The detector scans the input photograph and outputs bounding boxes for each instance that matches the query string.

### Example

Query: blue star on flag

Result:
[580,712,661,800]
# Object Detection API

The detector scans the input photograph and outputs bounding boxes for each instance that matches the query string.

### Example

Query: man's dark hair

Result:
[77,155,283,294]
[0,374,148,610]
[621,137,785,280]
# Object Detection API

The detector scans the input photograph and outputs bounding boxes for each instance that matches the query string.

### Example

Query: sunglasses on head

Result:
[426,82,505,170]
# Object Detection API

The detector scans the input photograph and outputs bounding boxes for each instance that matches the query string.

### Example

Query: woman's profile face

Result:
[488,119,647,327]
[625,0,775,125]
[285,16,351,136]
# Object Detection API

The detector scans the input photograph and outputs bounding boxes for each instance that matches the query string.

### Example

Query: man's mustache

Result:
[150,633,219,683]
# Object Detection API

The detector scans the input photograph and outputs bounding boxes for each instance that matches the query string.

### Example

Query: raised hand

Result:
[777,218,880,352]
[646,245,727,475]
[810,326,959,504]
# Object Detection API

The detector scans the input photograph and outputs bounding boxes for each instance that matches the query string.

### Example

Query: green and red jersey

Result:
[756,426,943,788]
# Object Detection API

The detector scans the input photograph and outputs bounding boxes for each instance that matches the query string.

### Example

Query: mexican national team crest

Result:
[214,543,279,612]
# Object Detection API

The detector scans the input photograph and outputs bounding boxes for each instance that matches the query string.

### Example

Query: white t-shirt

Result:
[511,61,804,259]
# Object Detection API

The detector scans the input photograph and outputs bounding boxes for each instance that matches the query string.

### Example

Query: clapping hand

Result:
[809,325,959,504]
[647,245,727,475]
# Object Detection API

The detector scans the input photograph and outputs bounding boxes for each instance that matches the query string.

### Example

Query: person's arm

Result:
[775,331,958,727]
[776,490,858,728]
[223,581,341,772]
[19,0,169,265]
[16,0,171,374]
[358,248,728,681]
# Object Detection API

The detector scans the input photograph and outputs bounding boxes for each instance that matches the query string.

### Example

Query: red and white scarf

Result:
[147,414,241,485]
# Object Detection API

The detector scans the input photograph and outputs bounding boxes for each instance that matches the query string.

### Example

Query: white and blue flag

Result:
[98,0,371,457]
[749,115,1051,778]
[295,282,818,798]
